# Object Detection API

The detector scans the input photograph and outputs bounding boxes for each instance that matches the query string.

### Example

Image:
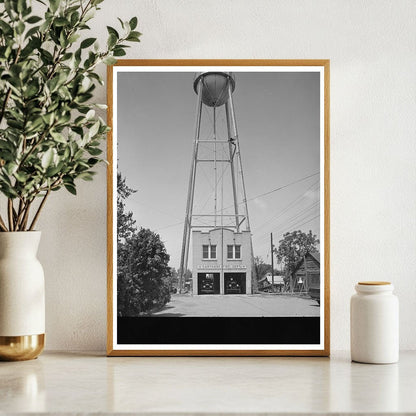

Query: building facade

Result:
[192,228,252,295]
[290,252,320,296]
[258,273,285,292]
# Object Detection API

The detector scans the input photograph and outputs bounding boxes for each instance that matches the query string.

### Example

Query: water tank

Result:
[193,72,235,107]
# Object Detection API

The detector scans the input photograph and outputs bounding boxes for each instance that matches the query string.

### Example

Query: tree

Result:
[184,269,192,281]
[118,228,171,316]
[116,172,171,316]
[168,267,179,293]
[274,230,319,276]
[0,0,141,231]
[254,256,272,280]
[117,172,136,242]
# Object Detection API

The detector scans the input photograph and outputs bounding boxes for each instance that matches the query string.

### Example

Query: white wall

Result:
[38,0,416,351]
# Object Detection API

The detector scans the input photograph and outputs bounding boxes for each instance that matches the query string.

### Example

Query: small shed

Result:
[259,273,285,292]
[290,252,320,293]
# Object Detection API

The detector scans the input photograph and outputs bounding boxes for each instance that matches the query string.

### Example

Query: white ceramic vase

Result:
[0,231,45,360]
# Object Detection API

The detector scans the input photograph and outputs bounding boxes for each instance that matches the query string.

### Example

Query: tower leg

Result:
[179,81,203,294]
[226,83,257,293]
[225,89,240,232]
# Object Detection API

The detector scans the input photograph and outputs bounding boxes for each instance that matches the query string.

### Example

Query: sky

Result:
[117,70,321,269]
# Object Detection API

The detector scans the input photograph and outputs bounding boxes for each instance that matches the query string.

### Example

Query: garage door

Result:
[224,273,246,294]
[197,273,220,295]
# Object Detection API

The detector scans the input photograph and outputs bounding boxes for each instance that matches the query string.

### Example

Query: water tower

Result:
[178,72,254,293]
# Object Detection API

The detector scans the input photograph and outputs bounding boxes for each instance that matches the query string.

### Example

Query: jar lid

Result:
[358,281,391,285]
[355,281,394,294]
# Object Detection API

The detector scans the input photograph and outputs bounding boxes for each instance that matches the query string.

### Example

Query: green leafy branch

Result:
[0,0,141,231]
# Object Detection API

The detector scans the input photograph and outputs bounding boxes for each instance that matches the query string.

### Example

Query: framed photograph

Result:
[107,60,330,356]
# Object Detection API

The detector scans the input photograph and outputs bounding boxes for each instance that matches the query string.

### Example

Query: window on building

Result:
[202,244,216,259]
[227,244,242,259]
[210,245,216,259]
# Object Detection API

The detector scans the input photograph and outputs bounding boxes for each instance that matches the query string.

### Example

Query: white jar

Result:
[350,281,399,364]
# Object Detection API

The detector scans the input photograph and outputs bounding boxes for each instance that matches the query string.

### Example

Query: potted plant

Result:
[0,0,140,360]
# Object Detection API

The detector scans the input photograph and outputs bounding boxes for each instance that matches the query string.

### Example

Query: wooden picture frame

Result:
[107,60,330,356]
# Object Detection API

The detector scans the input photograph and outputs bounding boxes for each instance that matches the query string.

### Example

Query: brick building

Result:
[192,228,252,295]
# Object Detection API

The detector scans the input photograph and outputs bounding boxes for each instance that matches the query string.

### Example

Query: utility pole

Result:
[271,233,274,293]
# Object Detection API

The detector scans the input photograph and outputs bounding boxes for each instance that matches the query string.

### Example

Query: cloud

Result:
[253,198,268,210]
[304,187,320,201]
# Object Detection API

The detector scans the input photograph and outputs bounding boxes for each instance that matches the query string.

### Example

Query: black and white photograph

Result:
[108,61,329,355]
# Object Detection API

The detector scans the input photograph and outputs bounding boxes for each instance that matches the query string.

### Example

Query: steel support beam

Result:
[225,82,257,292]
[178,81,203,293]
[225,84,241,232]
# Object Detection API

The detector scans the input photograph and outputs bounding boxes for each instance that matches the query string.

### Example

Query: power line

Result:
[254,200,320,239]
[253,179,320,233]
[154,172,320,233]
[129,197,183,222]
[254,213,320,253]
[155,220,184,232]
[253,205,319,247]
[261,212,320,246]
[246,172,319,204]
[222,171,319,211]
[254,207,319,247]
[195,151,229,213]
[276,209,319,235]
[278,214,320,235]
